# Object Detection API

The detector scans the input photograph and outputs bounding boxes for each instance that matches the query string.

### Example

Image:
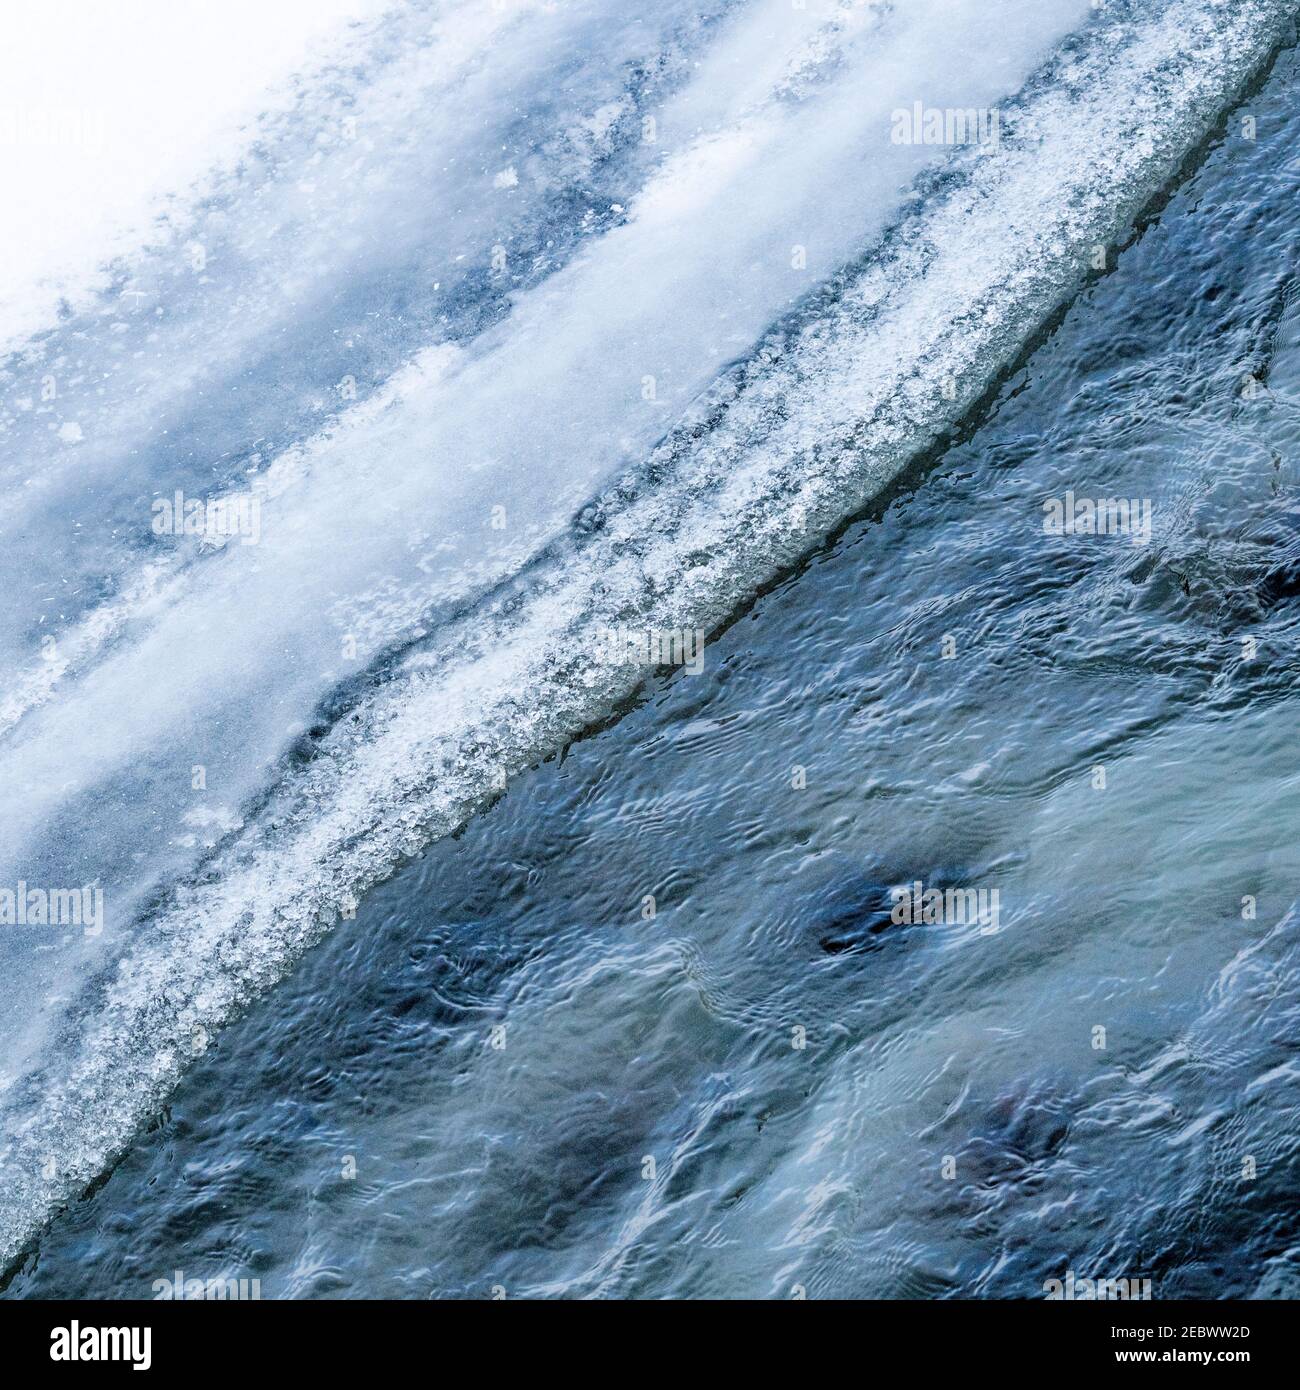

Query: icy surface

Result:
[0,0,1293,1269]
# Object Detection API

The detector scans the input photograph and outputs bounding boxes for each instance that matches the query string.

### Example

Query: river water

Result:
[3,0,1298,1297]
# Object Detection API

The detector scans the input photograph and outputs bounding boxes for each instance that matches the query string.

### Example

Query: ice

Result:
[0,0,1291,1270]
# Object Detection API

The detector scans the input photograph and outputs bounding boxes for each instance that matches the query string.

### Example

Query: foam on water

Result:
[0,0,1294,1270]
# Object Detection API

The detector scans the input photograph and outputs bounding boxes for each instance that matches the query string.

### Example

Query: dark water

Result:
[8,29,1300,1302]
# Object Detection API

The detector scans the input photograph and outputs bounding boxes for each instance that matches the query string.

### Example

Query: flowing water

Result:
[2,0,1298,1297]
